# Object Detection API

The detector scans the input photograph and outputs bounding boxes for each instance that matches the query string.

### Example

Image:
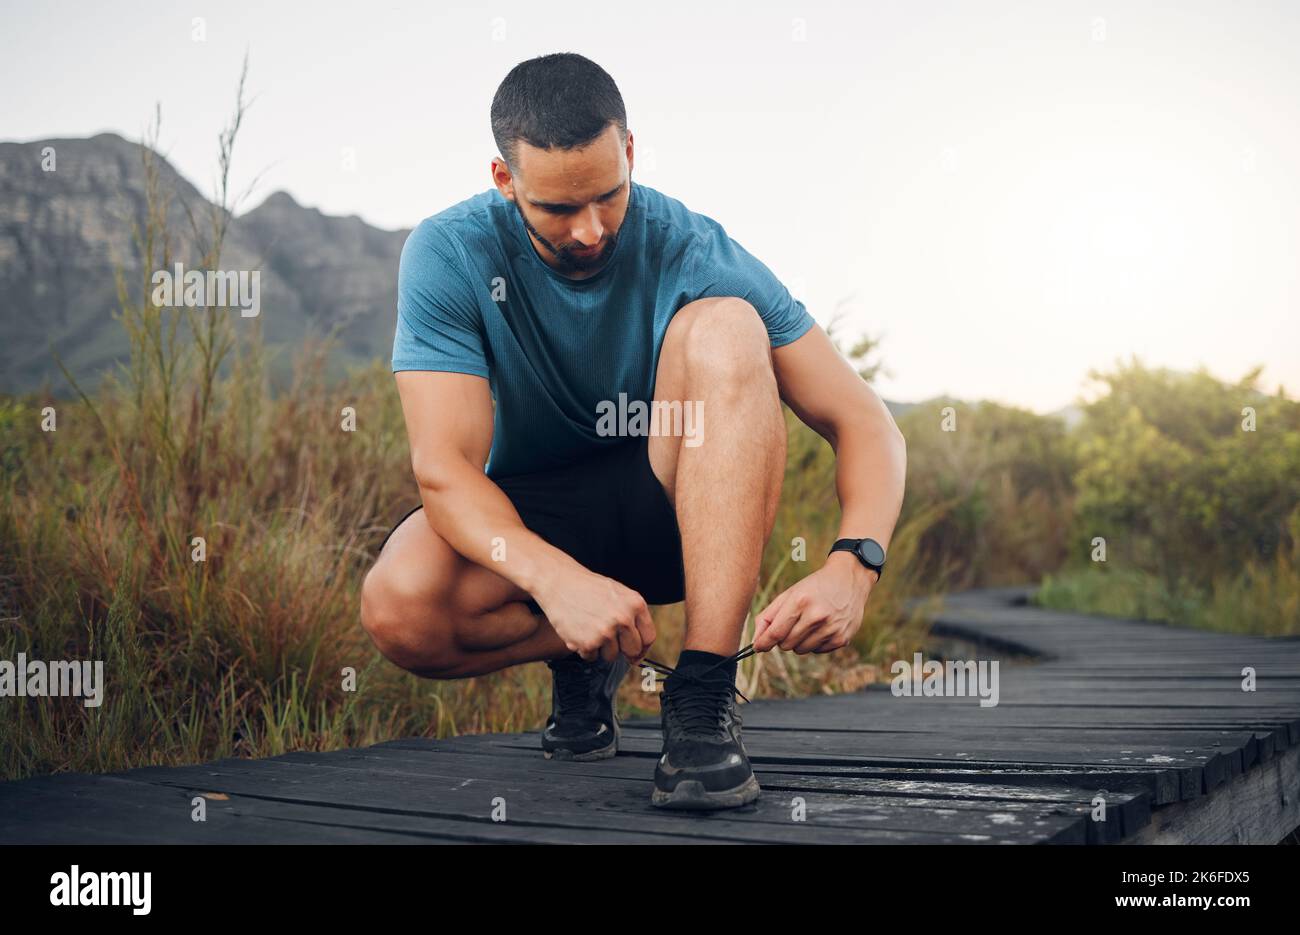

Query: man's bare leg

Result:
[647,297,787,656]
[361,510,570,679]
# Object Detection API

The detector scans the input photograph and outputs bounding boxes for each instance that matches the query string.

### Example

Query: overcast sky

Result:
[4,0,1297,411]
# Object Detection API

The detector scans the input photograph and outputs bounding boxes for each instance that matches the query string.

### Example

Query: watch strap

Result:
[829,538,885,580]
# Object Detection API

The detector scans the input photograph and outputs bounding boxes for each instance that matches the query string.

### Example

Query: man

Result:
[361,52,906,810]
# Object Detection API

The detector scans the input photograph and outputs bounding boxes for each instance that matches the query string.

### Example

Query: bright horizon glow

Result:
[3,0,1297,412]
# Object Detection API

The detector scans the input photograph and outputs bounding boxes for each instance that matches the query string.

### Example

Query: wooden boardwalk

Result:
[3,586,1298,844]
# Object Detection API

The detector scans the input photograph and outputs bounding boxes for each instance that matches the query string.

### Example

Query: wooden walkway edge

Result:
[3,585,1298,844]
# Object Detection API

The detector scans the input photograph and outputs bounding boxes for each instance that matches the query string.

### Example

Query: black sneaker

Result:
[642,646,760,809]
[541,653,630,760]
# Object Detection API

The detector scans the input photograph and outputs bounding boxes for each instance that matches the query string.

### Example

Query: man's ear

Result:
[490,156,515,200]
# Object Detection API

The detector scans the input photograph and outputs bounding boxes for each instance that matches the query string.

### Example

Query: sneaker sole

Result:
[542,735,618,762]
[651,774,761,810]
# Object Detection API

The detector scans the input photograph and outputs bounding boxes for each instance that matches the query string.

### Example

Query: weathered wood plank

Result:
[379,732,1193,804]
[1121,743,1300,844]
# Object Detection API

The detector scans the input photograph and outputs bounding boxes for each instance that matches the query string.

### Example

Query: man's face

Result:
[492,124,633,279]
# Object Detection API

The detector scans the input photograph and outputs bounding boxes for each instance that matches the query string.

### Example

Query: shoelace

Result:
[639,644,756,736]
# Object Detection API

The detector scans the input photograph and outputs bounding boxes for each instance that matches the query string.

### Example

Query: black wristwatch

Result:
[828,537,886,582]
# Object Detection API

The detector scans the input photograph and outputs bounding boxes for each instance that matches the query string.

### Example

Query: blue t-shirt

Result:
[392,180,816,478]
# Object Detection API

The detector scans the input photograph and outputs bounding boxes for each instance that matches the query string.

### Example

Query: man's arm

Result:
[752,323,908,653]
[395,370,655,661]
[396,370,556,595]
[772,322,907,552]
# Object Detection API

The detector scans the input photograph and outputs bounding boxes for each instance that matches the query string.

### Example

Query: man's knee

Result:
[360,563,460,677]
[671,297,772,381]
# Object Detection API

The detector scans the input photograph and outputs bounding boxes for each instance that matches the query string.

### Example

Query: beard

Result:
[514,200,619,274]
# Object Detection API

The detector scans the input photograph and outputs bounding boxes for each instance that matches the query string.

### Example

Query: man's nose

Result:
[572,206,604,245]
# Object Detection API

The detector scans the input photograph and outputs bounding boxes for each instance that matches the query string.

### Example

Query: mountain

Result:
[0,132,409,396]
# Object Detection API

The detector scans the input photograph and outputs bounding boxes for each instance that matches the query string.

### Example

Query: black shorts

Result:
[378,435,686,607]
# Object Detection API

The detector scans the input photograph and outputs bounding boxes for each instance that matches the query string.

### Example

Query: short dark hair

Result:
[490,52,627,174]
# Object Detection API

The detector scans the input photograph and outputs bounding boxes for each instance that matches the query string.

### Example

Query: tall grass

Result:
[1035,503,1300,637]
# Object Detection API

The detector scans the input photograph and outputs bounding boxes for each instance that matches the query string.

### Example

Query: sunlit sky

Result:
[4,0,1297,411]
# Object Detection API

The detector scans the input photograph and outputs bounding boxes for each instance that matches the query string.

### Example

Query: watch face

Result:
[856,539,886,566]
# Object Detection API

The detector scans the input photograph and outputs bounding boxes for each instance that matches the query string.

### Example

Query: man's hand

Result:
[753,551,876,654]
[533,564,657,663]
